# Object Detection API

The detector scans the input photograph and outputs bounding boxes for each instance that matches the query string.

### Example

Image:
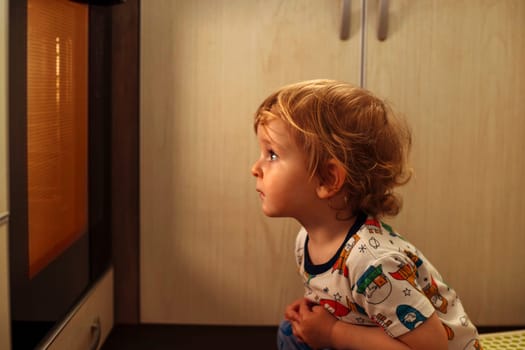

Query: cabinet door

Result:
[365,0,525,325]
[141,0,362,324]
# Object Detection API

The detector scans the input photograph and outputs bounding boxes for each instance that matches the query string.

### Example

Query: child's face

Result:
[251,118,320,220]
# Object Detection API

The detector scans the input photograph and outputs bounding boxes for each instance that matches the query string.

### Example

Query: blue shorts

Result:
[277,320,330,350]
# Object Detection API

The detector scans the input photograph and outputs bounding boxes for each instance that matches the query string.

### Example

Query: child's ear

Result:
[316,159,346,199]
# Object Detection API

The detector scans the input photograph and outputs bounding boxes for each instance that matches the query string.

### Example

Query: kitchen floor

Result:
[101,325,525,350]
[101,324,278,350]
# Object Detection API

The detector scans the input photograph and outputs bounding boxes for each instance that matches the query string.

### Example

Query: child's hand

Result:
[284,297,310,323]
[294,302,338,349]
[284,298,314,343]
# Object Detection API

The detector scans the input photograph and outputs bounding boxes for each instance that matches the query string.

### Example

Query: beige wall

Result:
[0,0,11,347]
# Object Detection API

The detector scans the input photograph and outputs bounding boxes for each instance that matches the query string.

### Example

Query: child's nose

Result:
[251,160,261,178]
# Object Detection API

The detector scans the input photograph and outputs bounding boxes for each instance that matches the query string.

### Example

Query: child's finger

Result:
[285,311,300,322]
[299,299,312,316]
[291,321,305,343]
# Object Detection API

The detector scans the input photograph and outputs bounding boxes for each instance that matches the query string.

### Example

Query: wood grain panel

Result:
[365,0,525,325]
[111,0,140,324]
[0,0,10,347]
[140,0,361,324]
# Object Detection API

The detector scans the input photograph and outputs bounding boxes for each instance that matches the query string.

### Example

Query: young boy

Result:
[251,80,481,350]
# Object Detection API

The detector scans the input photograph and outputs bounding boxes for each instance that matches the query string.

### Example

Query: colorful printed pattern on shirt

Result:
[295,218,482,350]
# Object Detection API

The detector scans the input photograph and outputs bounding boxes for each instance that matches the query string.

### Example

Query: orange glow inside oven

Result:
[27,0,88,278]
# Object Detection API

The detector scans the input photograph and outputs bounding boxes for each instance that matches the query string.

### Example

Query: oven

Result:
[8,0,115,348]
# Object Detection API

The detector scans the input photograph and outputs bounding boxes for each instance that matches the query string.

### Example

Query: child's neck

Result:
[302,215,356,265]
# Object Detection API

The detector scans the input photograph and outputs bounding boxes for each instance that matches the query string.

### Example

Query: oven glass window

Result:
[27,0,88,279]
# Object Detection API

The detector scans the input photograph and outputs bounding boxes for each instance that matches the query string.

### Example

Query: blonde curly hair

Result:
[254,79,412,218]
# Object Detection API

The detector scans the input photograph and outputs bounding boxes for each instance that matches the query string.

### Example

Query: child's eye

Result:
[268,150,279,161]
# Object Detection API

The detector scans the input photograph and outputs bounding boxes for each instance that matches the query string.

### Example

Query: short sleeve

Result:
[350,252,436,338]
[295,228,307,270]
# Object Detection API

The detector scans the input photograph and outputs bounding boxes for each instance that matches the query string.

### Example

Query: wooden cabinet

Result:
[365,0,525,325]
[141,0,362,325]
[141,0,525,326]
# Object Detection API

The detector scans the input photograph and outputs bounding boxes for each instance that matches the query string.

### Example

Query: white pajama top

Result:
[295,213,481,350]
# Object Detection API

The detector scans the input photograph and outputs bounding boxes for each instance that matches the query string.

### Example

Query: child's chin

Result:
[262,207,284,218]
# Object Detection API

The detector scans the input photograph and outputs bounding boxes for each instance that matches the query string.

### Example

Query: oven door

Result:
[9,0,112,348]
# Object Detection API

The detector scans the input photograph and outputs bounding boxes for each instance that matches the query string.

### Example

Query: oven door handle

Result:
[89,317,101,350]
